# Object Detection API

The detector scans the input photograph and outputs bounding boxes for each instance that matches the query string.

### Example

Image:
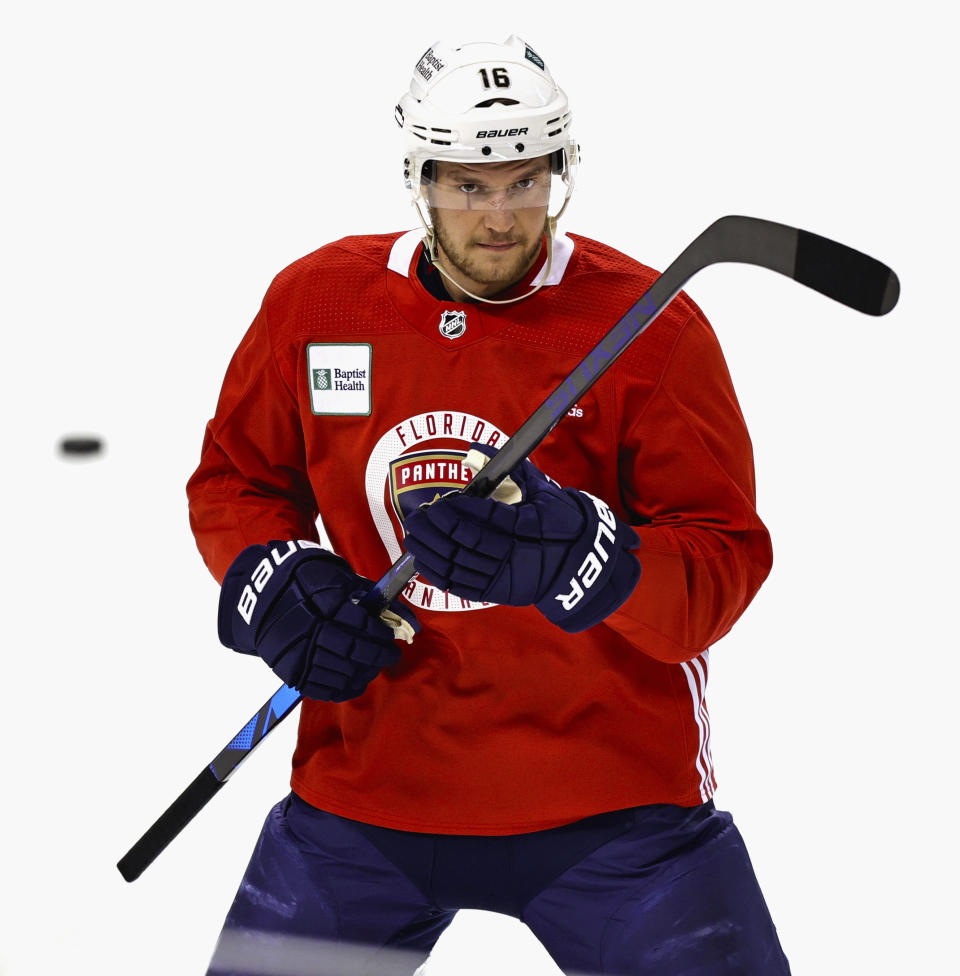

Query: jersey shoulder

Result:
[505,232,712,377]
[261,233,406,342]
[271,233,400,287]
[564,232,708,326]
[565,232,654,278]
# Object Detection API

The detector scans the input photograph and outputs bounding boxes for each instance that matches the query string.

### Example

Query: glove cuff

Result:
[534,490,641,633]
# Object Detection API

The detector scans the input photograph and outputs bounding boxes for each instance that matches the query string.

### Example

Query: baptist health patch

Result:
[307,343,372,416]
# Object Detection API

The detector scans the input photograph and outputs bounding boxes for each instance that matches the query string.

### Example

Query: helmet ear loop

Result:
[547,196,570,238]
[411,194,439,262]
[548,151,577,236]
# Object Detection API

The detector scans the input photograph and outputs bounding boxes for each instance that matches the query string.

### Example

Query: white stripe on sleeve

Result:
[680,651,715,803]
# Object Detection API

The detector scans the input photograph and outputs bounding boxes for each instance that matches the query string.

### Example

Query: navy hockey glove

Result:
[218,540,419,702]
[403,445,641,633]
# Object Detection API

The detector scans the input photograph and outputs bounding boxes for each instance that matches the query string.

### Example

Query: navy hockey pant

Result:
[207,792,791,975]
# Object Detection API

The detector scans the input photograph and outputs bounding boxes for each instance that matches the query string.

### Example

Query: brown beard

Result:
[430,209,547,293]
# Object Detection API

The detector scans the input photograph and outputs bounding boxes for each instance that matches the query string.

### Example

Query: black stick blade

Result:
[794,229,899,316]
[117,766,224,882]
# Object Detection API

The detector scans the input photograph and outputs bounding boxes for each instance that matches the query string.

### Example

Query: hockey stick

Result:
[117,215,899,882]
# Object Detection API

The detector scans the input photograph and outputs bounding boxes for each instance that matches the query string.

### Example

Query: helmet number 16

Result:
[478,67,511,89]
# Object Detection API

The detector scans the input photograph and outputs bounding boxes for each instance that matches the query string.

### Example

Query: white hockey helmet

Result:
[396,36,578,230]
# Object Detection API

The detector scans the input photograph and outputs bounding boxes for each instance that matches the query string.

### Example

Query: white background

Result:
[2,1,956,973]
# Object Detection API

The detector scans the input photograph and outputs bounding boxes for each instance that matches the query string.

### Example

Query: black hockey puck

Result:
[58,435,105,457]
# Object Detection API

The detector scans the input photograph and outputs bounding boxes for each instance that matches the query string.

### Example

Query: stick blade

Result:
[795,229,899,316]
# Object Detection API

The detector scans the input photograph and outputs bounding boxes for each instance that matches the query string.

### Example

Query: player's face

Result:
[426,157,551,299]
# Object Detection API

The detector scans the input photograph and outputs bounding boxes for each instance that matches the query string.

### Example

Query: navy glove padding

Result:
[402,445,641,633]
[218,540,419,702]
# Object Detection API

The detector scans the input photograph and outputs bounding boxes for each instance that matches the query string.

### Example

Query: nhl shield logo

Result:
[438,309,467,339]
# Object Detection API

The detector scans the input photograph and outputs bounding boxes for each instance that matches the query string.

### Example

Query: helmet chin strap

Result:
[413,200,569,307]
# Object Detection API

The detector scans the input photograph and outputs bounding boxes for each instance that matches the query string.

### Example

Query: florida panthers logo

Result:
[390,451,472,519]
[365,410,506,612]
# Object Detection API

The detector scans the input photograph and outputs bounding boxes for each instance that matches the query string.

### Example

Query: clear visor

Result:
[421,159,567,213]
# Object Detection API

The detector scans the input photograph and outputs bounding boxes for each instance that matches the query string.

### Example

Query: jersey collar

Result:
[384,230,576,349]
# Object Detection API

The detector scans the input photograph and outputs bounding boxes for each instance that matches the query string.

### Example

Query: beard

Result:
[430,209,547,292]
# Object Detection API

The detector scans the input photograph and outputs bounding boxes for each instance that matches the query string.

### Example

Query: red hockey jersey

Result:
[186,230,772,834]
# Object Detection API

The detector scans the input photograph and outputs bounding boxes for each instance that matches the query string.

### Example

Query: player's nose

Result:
[482,206,515,231]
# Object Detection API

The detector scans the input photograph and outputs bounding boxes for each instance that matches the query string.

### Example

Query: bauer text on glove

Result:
[217,540,419,702]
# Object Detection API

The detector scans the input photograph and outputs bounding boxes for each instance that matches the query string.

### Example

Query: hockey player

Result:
[188,36,791,976]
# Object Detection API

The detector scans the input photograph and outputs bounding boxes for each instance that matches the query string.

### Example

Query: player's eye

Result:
[513,178,537,190]
[458,183,480,194]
